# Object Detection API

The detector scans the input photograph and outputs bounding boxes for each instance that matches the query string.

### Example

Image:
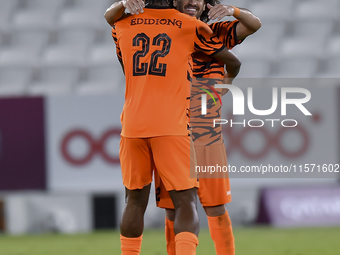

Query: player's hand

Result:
[207,4,235,20]
[121,0,145,15]
[222,73,234,96]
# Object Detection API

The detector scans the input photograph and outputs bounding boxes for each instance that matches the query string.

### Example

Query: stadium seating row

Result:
[0,0,339,96]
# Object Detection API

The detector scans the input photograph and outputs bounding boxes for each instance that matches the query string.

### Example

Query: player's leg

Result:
[162,196,233,255]
[120,185,151,255]
[119,137,154,255]
[197,143,235,255]
[169,188,199,255]
[155,182,199,255]
[151,136,199,255]
[204,204,225,216]
[120,185,151,237]
[203,204,235,255]
[200,182,235,255]
[169,188,199,235]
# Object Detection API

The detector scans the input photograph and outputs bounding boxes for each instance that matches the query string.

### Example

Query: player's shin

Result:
[120,235,143,255]
[169,188,199,255]
[207,210,235,255]
[175,232,199,255]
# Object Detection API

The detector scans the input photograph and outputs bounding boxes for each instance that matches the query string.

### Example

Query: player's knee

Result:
[204,204,226,217]
[125,185,151,209]
[169,188,197,209]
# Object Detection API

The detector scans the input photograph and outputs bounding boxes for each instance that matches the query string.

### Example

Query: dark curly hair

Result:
[200,0,220,23]
[145,0,172,6]
[145,0,220,23]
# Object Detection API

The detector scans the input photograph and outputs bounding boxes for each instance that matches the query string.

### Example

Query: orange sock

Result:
[175,232,198,255]
[165,217,176,255]
[207,211,235,255]
[120,235,143,255]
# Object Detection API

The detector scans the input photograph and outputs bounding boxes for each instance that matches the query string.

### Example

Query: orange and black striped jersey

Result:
[112,6,225,138]
[190,21,244,146]
[190,78,224,146]
[193,20,243,79]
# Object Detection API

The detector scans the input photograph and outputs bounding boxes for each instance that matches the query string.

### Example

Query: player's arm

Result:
[212,49,240,80]
[195,25,241,79]
[207,4,261,40]
[104,0,145,26]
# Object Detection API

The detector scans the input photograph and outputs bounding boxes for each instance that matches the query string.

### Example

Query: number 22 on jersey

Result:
[132,33,172,77]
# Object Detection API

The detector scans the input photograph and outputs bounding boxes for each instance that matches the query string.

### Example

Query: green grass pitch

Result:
[0,227,339,255]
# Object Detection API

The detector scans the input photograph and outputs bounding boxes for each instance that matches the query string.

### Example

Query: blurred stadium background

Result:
[0,0,340,254]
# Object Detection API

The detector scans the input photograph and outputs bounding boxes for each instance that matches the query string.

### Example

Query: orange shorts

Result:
[156,142,231,208]
[120,136,198,191]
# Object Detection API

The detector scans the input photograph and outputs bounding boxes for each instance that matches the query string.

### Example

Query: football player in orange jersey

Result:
[106,0,259,254]
[106,0,242,254]
[105,1,260,255]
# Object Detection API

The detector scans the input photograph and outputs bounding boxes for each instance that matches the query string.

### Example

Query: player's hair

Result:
[145,0,219,22]
[145,0,172,6]
[200,0,220,23]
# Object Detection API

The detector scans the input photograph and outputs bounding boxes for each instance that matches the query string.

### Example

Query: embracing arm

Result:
[104,0,145,26]
[207,4,261,40]
[234,7,261,40]
[212,48,241,80]
[212,49,241,96]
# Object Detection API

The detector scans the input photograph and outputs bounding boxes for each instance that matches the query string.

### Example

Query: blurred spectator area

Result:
[0,0,339,96]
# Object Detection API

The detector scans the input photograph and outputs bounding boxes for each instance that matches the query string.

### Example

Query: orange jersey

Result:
[193,20,243,79]
[190,21,243,146]
[112,6,225,138]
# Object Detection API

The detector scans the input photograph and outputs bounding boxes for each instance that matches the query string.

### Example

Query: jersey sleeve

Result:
[111,25,123,65]
[209,20,244,49]
[194,20,225,56]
